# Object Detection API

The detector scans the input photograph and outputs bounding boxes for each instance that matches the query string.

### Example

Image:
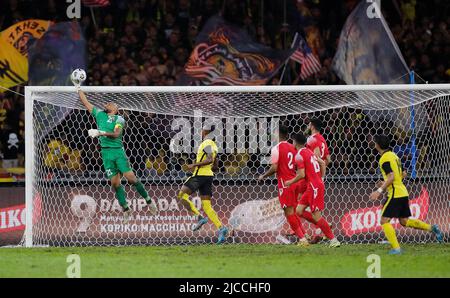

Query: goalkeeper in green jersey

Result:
[74,84,158,221]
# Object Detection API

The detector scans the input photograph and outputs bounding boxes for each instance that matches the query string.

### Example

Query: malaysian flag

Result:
[291,35,321,80]
[82,0,110,7]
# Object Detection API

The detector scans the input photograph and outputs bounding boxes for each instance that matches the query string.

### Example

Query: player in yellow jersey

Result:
[177,127,228,244]
[369,135,443,254]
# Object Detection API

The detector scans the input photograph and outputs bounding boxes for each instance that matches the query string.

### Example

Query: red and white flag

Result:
[290,35,321,80]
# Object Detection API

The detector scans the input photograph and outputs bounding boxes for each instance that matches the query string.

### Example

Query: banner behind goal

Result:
[24,85,450,247]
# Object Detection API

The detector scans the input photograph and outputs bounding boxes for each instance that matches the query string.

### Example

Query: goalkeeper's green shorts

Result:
[101,147,132,179]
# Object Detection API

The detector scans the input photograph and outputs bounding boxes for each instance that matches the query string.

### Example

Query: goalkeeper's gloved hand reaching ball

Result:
[71,77,81,92]
[71,69,86,92]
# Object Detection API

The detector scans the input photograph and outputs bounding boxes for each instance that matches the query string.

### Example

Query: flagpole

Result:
[283,0,287,48]
[90,7,98,29]
[220,0,227,16]
[260,0,264,28]
[278,32,298,85]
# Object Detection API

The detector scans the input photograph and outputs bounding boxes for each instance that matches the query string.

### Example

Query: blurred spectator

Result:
[0,94,13,130]
[146,149,168,176]
[224,153,249,177]
[400,0,416,26]
[0,120,24,169]
[44,140,82,171]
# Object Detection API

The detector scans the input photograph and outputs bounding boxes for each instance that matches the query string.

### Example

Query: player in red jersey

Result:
[296,118,331,195]
[258,125,309,246]
[306,118,331,165]
[296,118,332,242]
[285,133,340,247]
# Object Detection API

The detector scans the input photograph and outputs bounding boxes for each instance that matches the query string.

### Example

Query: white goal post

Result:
[24,84,450,247]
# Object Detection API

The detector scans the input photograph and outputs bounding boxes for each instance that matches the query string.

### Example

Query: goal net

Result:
[24,84,450,247]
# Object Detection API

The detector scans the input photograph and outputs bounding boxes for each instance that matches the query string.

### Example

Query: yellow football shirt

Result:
[379,151,409,198]
[193,139,218,176]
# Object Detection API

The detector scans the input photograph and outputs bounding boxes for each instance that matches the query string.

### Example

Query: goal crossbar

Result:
[25,83,450,93]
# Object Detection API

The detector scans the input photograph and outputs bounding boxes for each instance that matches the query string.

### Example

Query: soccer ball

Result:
[71,68,87,84]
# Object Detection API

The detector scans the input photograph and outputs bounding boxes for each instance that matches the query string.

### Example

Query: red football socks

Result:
[287,214,305,238]
[316,218,334,239]
[301,210,316,224]
[295,214,307,234]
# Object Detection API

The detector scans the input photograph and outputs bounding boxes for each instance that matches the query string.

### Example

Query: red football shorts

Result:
[278,185,298,209]
[298,183,325,211]
[293,180,307,199]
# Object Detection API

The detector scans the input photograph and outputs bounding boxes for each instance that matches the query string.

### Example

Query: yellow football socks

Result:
[406,219,431,231]
[178,192,200,216]
[382,223,400,249]
[202,200,222,229]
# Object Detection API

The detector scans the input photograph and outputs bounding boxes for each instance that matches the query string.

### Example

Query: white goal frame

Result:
[24,84,450,247]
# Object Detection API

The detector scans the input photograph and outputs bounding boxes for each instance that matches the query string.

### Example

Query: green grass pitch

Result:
[1,243,449,278]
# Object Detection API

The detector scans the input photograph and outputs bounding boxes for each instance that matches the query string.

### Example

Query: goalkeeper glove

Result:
[71,78,81,92]
[88,129,105,138]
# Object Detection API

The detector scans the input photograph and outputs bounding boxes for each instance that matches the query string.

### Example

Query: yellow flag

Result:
[0,19,50,91]
[0,39,28,90]
[0,19,51,57]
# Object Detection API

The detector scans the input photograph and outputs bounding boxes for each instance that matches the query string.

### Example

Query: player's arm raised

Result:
[77,89,94,114]
[72,74,93,113]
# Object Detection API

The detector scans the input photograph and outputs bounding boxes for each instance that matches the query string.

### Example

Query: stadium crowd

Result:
[1,0,449,180]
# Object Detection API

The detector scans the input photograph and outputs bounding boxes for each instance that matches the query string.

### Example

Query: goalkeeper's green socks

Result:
[114,185,128,210]
[134,181,150,202]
